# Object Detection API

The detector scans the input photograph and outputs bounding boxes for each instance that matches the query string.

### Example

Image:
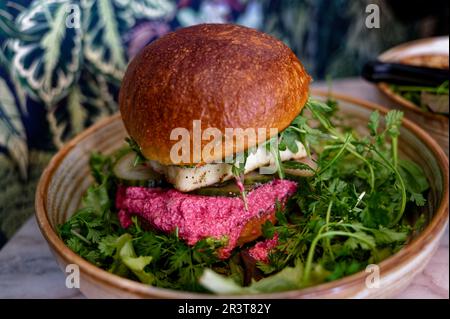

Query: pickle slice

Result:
[192,172,274,197]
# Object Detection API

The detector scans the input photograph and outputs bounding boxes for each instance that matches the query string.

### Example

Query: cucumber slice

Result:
[283,157,317,177]
[113,151,162,186]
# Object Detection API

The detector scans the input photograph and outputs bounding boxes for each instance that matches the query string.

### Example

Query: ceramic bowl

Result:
[35,92,449,298]
[376,36,449,154]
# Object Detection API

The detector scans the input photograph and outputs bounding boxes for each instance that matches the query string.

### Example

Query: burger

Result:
[116,23,311,260]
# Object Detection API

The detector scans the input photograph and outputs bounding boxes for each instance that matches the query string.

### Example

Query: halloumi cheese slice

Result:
[149,141,307,192]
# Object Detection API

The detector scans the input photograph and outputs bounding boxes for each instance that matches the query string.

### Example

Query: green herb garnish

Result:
[231,150,250,210]
[125,137,147,166]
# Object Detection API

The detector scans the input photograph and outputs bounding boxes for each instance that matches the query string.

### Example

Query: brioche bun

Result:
[119,23,311,165]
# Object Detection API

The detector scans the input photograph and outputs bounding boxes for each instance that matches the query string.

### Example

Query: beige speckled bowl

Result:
[35,92,449,298]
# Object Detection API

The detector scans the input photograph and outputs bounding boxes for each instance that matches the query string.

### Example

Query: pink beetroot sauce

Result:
[247,234,279,263]
[116,180,297,258]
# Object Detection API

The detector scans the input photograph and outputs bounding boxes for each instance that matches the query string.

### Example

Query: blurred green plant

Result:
[0,0,175,164]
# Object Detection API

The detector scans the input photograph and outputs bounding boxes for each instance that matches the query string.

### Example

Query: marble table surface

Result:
[0,78,448,299]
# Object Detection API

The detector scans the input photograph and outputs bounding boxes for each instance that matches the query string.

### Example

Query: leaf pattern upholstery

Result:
[0,78,28,177]
[10,0,83,105]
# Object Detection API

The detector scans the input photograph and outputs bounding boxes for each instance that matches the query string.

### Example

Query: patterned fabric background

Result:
[0,0,447,247]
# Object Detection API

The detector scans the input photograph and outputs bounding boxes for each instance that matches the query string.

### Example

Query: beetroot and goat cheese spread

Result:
[116,180,297,258]
[247,234,279,263]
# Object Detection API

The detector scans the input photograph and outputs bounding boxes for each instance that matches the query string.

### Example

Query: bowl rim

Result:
[35,90,449,298]
[377,36,449,120]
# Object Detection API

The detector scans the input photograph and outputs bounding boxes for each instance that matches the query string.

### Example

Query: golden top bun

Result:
[119,24,311,165]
